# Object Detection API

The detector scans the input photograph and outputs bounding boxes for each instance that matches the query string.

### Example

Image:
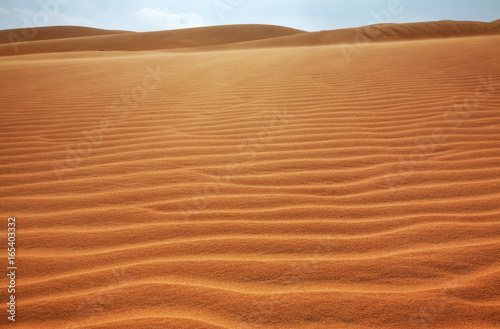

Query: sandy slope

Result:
[2,21,500,56]
[0,21,499,329]
[194,20,500,51]
[0,24,304,56]
[0,26,130,44]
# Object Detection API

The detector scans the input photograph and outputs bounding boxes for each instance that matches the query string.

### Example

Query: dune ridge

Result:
[1,20,500,56]
[194,19,500,51]
[0,25,130,44]
[0,20,499,328]
[0,24,305,56]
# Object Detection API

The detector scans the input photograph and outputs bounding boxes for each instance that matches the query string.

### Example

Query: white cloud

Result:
[0,7,11,14]
[134,7,204,30]
[12,7,94,27]
[52,12,94,26]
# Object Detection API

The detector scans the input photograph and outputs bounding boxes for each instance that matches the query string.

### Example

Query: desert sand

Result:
[0,20,499,328]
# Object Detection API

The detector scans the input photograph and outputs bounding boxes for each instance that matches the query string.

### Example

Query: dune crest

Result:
[201,20,500,51]
[1,20,500,56]
[0,24,304,56]
[0,25,129,44]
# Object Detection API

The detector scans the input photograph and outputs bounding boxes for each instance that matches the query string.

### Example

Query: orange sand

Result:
[0,21,499,329]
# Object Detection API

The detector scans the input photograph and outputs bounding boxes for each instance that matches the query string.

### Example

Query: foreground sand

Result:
[0,22,499,328]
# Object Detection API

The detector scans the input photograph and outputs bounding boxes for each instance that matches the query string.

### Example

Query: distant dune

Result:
[0,19,499,329]
[0,25,129,44]
[210,20,500,50]
[0,24,304,56]
[1,20,500,56]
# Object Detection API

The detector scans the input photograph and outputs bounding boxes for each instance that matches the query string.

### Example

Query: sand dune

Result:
[0,21,499,328]
[0,24,304,56]
[1,20,500,56]
[0,26,129,45]
[205,20,500,50]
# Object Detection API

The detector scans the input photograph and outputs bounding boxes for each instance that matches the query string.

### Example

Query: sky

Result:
[0,0,499,32]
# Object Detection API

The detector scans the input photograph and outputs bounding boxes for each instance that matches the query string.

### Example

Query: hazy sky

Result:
[0,0,499,32]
